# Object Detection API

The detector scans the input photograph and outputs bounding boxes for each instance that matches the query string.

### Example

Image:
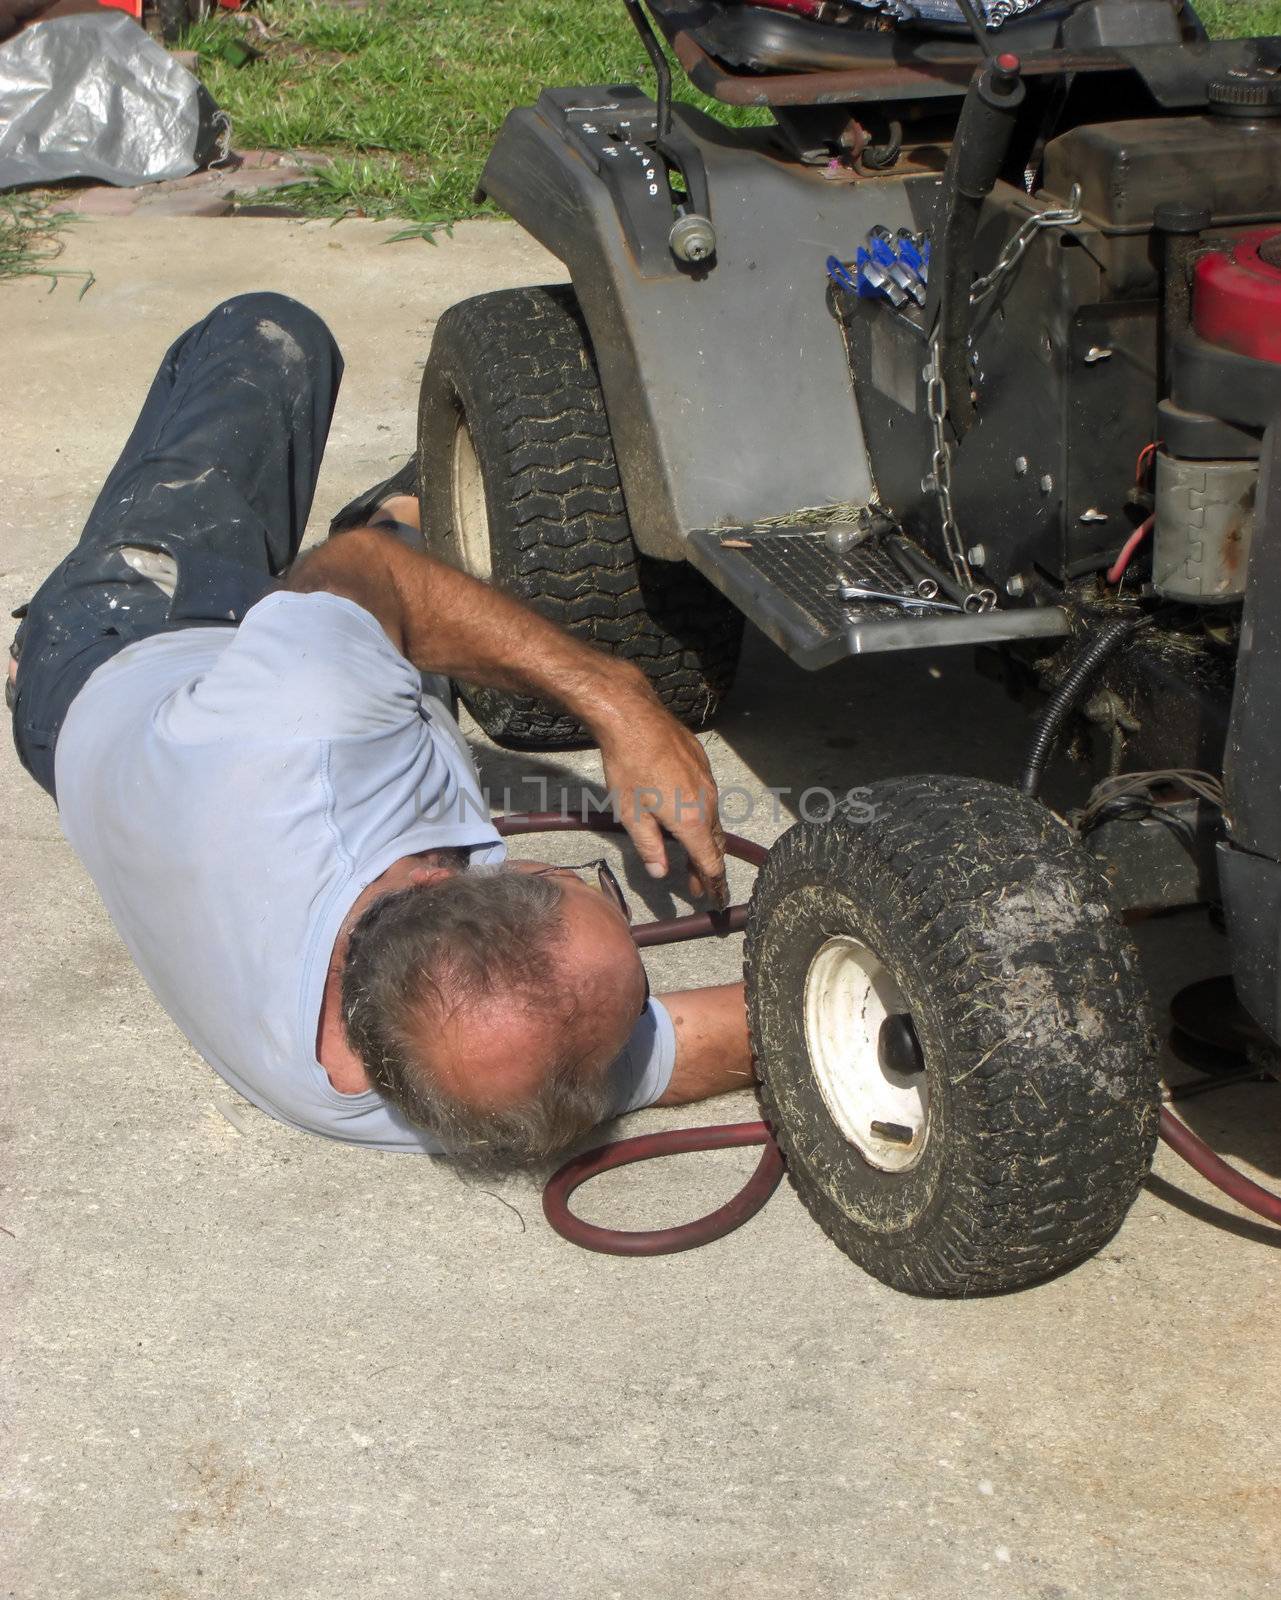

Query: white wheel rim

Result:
[450,415,492,581]
[803,936,930,1173]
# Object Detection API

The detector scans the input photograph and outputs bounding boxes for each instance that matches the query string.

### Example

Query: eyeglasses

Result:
[527,857,632,924]
[526,858,650,1017]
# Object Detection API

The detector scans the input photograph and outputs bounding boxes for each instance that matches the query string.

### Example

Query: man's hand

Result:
[592,686,726,908]
[287,530,727,901]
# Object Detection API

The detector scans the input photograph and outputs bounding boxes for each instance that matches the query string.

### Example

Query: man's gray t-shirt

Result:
[54,590,676,1150]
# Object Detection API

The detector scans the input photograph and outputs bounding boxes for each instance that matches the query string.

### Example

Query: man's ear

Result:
[405,863,458,889]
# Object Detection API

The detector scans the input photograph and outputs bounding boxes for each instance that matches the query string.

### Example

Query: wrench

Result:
[885,540,942,600]
[885,533,997,613]
[837,582,964,613]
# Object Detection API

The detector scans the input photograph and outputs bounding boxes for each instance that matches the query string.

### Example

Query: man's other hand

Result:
[594,689,727,908]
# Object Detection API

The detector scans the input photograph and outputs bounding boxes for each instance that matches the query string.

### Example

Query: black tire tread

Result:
[745,775,1160,1297]
[418,285,743,748]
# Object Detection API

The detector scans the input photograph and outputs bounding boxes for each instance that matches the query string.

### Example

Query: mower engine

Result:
[847,86,1281,622]
[1155,224,1281,604]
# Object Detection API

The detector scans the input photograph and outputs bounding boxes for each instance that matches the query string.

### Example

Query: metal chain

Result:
[970,184,1083,306]
[925,184,1085,592]
[923,337,970,588]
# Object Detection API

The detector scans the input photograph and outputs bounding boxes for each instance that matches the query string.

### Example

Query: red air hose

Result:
[1158,1107,1281,1224]
[495,813,784,1253]
[496,814,1281,1254]
[541,1123,783,1256]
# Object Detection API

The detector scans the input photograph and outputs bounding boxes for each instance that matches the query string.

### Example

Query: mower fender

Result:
[479,90,883,558]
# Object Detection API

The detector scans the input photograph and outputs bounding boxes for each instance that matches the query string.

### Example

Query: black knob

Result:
[1207,75,1281,118]
[1153,200,1211,235]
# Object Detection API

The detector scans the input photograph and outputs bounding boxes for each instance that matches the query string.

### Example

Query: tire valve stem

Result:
[870,1120,916,1146]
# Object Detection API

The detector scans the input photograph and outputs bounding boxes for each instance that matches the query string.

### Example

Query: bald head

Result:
[340,861,648,1171]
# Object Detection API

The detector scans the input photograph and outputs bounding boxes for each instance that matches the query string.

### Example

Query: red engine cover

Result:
[1194,227,1281,364]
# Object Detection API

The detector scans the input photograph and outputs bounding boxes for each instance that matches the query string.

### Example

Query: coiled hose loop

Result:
[495,813,785,1256]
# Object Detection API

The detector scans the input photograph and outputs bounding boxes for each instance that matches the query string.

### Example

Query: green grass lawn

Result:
[0,194,95,292]
[187,0,747,226]
[1199,0,1281,33]
[186,0,1281,226]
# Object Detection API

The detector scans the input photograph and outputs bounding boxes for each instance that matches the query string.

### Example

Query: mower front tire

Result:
[745,775,1160,1297]
[417,285,743,749]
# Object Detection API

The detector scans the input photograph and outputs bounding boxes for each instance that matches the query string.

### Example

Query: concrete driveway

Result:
[3,215,1278,1600]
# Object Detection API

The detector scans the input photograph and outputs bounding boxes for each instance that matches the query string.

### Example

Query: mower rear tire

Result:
[745,775,1160,1297]
[417,285,743,749]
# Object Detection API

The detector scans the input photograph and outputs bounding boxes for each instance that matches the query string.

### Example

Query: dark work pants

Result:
[10,293,344,799]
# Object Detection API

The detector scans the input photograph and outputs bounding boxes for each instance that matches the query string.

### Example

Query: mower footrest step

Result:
[686,526,1069,669]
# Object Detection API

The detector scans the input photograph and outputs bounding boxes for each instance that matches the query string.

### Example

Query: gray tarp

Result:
[0,11,225,190]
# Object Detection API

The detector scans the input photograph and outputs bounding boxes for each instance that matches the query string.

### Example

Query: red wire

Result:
[1107,514,1154,585]
[741,0,824,14]
[1135,440,1161,483]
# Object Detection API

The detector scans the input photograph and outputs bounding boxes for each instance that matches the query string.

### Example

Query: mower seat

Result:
[687,0,1169,77]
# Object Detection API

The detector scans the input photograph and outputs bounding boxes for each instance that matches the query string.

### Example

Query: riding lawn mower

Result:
[416,0,1281,1295]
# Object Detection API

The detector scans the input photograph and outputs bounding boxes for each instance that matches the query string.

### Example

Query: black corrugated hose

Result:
[1019,619,1139,799]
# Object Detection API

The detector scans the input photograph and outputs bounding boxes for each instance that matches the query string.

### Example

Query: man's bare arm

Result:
[287,529,726,900]
[656,983,753,1106]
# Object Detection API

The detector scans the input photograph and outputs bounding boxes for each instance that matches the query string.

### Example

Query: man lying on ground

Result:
[8,293,751,1171]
